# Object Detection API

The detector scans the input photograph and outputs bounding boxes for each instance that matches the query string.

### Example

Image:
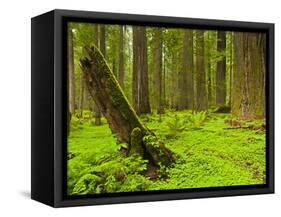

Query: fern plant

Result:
[185,111,208,129]
[166,115,186,138]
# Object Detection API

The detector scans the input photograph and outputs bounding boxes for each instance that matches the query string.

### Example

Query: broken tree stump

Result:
[80,45,174,167]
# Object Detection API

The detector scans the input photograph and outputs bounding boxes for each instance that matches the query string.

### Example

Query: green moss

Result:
[72,174,102,195]
[81,45,146,132]
[143,134,159,148]
[68,110,266,195]
[130,127,144,156]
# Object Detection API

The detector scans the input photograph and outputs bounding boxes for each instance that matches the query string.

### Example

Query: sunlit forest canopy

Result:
[67,22,266,196]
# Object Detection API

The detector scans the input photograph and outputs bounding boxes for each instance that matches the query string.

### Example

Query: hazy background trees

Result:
[67,22,266,124]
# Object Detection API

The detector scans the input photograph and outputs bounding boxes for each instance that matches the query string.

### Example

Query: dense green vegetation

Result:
[67,110,265,195]
[67,22,266,196]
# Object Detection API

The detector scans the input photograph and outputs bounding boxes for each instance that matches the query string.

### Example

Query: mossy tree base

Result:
[80,45,174,167]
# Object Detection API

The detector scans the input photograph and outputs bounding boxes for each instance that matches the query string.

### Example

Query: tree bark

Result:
[68,27,76,115]
[207,38,212,107]
[163,46,166,108]
[111,28,118,77]
[79,72,85,117]
[132,27,138,111]
[229,32,234,107]
[67,27,76,135]
[118,25,125,89]
[80,45,174,166]
[93,25,106,125]
[179,30,193,110]
[195,30,208,111]
[152,28,164,114]
[170,52,178,109]
[132,26,151,114]
[216,31,227,106]
[232,32,266,119]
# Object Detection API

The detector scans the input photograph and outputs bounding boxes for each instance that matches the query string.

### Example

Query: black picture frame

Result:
[31,9,274,207]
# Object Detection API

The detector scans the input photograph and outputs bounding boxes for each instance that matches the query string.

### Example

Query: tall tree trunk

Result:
[68,27,76,114]
[205,32,212,107]
[83,77,88,110]
[93,25,99,47]
[112,55,117,77]
[132,26,151,114]
[163,46,166,108]
[179,30,193,110]
[152,28,164,114]
[207,46,212,106]
[91,24,102,125]
[68,27,75,134]
[111,28,118,77]
[216,31,227,106]
[170,52,178,109]
[80,46,174,166]
[211,32,217,107]
[195,30,207,111]
[79,72,85,117]
[118,25,125,89]
[229,32,234,107]
[232,32,266,119]
[93,25,106,125]
[132,27,138,112]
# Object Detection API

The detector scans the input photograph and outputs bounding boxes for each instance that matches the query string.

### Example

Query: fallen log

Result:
[80,45,174,167]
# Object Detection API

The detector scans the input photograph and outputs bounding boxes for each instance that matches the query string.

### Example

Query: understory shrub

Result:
[69,153,151,195]
[185,111,208,129]
[166,114,186,138]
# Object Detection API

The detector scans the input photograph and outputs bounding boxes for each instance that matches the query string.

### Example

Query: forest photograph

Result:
[66,22,266,196]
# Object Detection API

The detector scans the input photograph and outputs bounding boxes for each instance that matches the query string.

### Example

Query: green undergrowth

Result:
[67,110,266,195]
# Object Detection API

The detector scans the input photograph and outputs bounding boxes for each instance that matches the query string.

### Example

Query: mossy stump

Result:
[80,45,174,167]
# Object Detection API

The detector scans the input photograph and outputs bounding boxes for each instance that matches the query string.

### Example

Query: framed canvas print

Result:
[31,9,274,207]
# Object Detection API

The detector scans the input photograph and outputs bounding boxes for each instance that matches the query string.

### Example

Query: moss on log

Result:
[80,45,174,167]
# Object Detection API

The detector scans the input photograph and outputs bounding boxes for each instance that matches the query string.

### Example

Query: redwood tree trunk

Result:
[195,30,207,111]
[68,27,76,115]
[94,25,106,125]
[170,52,178,109]
[118,25,125,89]
[80,46,174,166]
[67,27,75,135]
[229,32,234,107]
[207,43,212,107]
[216,31,227,106]
[179,29,193,110]
[232,32,266,119]
[132,26,151,114]
[152,28,164,114]
[79,73,85,117]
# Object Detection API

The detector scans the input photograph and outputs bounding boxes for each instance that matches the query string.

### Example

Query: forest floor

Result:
[67,110,266,195]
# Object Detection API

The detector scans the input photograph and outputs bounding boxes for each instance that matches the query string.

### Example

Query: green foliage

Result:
[81,110,93,120]
[70,115,83,131]
[120,174,151,192]
[68,110,266,196]
[68,22,266,196]
[67,121,151,195]
[185,111,208,129]
[72,174,102,195]
[166,114,186,138]
[69,152,150,194]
